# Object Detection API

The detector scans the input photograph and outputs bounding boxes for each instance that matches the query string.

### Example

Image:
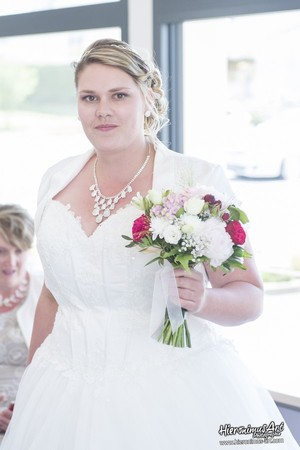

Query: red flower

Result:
[222,212,230,222]
[132,214,151,242]
[225,220,246,245]
[203,194,216,204]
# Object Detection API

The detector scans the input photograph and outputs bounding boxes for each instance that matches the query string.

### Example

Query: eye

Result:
[114,92,128,100]
[0,248,8,257]
[81,94,97,102]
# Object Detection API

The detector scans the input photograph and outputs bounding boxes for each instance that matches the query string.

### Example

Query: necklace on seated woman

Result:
[0,275,29,309]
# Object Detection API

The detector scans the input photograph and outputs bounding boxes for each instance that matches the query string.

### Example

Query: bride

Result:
[2,38,298,449]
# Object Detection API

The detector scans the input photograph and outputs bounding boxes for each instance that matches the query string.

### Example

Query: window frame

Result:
[153,0,300,152]
[0,1,128,40]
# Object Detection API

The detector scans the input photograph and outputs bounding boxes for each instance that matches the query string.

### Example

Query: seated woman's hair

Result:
[0,204,34,251]
[73,38,169,144]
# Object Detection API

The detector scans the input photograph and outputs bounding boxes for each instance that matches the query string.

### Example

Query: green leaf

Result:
[144,256,164,266]
[243,250,252,259]
[162,248,179,258]
[125,242,136,248]
[225,258,247,270]
[228,206,249,224]
[175,207,185,218]
[143,198,152,214]
[174,253,194,271]
[231,246,252,260]
[121,234,133,241]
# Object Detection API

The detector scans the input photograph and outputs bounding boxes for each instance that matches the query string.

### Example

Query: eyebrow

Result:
[78,87,132,94]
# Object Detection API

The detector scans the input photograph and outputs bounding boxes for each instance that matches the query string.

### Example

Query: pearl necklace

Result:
[0,275,29,308]
[89,145,150,224]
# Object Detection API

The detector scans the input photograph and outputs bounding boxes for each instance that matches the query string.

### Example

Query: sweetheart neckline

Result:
[50,199,134,239]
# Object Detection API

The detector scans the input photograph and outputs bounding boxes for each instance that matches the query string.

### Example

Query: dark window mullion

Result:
[156,22,183,152]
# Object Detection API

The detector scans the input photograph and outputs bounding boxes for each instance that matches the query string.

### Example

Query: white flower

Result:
[180,214,201,235]
[131,192,144,210]
[162,224,182,244]
[150,217,169,240]
[147,189,162,205]
[184,197,205,215]
[193,217,233,267]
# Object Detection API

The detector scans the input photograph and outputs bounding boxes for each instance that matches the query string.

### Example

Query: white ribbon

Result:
[150,261,185,340]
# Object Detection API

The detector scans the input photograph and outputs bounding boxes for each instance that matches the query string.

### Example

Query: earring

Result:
[144,110,151,118]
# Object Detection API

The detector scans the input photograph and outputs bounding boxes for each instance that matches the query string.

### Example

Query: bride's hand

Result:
[174,268,207,314]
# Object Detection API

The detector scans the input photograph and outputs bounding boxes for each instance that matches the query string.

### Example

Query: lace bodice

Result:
[39,201,156,313]
[36,200,225,387]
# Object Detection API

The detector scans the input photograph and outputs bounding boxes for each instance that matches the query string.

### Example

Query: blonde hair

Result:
[73,38,169,144]
[0,204,34,251]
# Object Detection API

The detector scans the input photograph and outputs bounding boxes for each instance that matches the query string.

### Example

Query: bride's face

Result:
[77,63,146,154]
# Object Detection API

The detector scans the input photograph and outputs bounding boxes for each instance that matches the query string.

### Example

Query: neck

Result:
[95,141,151,184]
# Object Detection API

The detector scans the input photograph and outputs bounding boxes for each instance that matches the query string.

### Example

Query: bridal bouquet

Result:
[122,185,251,348]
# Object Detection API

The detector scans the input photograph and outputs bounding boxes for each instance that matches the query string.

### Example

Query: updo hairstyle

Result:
[73,38,169,144]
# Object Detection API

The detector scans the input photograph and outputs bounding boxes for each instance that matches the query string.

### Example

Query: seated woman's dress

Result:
[0,301,27,444]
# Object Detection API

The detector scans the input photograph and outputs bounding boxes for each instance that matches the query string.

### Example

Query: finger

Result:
[174,268,199,279]
[175,270,204,285]
[180,298,200,313]
[1,409,12,420]
[0,414,10,431]
[177,287,199,301]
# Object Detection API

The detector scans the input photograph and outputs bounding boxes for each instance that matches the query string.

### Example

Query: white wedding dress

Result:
[2,146,299,449]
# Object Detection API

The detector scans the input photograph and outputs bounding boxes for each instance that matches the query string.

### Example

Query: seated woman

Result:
[0,204,43,442]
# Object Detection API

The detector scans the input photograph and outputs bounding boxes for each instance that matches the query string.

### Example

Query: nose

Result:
[95,98,112,118]
[5,251,18,267]
[96,111,110,118]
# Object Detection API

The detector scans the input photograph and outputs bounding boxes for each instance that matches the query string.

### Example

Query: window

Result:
[0,28,120,215]
[0,2,127,217]
[154,0,300,402]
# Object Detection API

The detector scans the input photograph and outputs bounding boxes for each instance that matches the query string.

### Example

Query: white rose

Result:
[180,214,201,235]
[162,224,182,244]
[147,189,162,205]
[184,197,205,215]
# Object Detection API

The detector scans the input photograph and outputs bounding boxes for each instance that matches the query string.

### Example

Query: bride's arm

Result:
[27,284,58,364]
[175,240,264,326]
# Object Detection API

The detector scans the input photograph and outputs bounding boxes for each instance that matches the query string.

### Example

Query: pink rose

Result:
[132,214,151,242]
[225,220,246,245]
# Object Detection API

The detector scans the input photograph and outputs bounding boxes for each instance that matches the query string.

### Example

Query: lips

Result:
[2,269,16,276]
[96,124,117,132]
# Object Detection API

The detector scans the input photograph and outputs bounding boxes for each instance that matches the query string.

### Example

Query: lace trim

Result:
[50,199,134,239]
